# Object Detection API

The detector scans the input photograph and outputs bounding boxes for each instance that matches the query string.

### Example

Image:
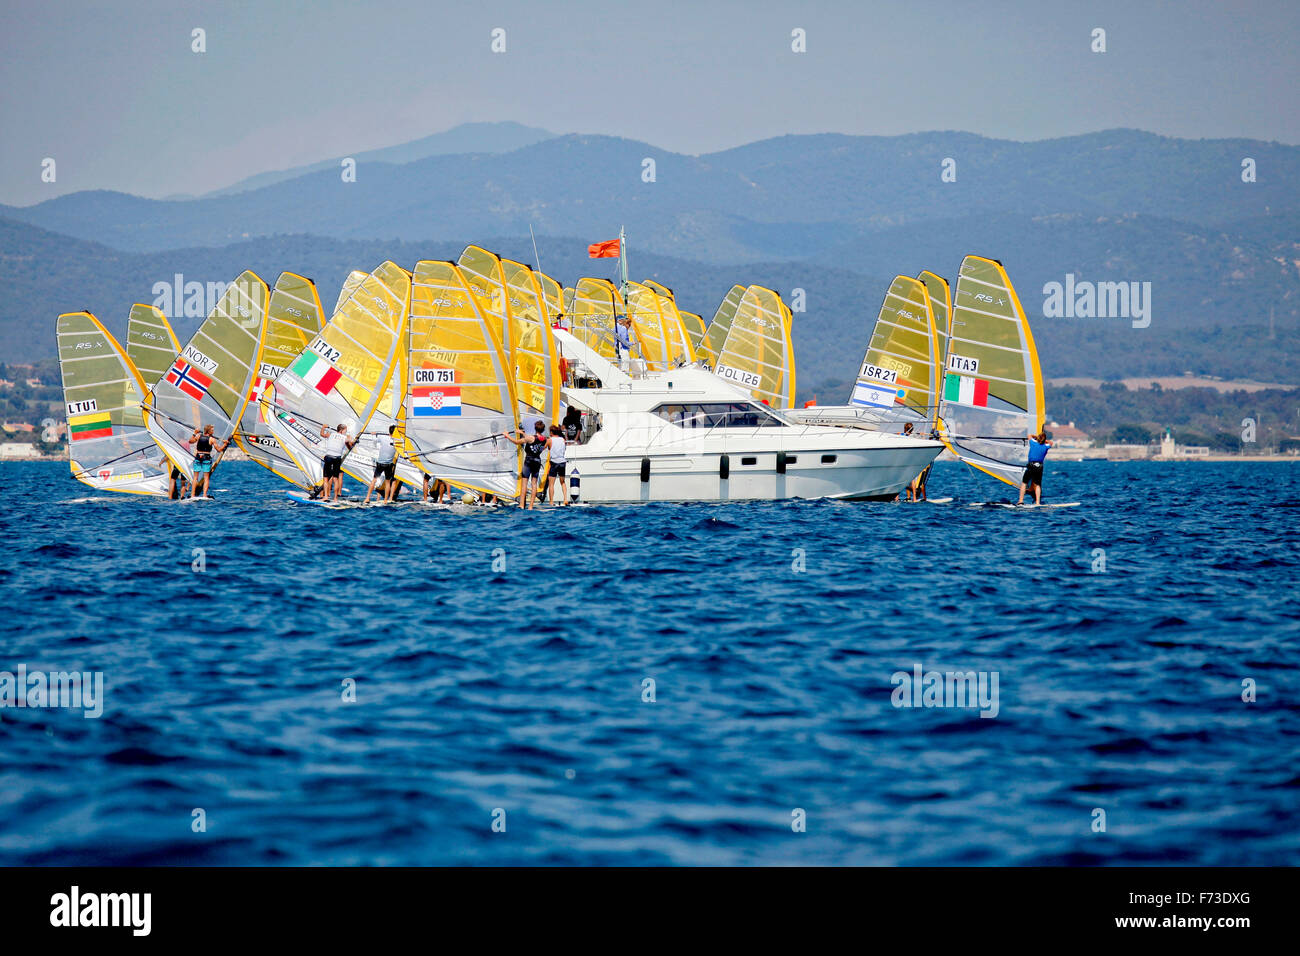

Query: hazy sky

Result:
[2,0,1297,205]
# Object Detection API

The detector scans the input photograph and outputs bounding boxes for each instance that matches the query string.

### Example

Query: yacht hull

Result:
[568,443,937,503]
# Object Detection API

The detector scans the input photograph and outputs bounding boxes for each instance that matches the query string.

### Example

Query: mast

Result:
[618,225,629,304]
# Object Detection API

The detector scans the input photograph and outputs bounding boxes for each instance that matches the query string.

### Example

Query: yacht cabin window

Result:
[650,402,785,428]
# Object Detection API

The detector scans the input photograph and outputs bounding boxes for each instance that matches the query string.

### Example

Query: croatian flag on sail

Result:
[943,374,989,407]
[288,351,342,395]
[412,385,461,417]
[851,382,906,408]
[165,360,212,401]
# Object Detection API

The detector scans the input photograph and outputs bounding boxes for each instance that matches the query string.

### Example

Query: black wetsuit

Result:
[522,436,546,479]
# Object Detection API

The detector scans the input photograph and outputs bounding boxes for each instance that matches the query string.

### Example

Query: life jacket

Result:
[195,434,213,459]
[524,436,546,464]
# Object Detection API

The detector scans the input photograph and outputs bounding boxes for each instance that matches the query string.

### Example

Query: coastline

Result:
[5,451,1297,464]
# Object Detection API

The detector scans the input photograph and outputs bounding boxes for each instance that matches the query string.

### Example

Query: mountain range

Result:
[5,128,1295,259]
[2,123,1297,399]
[199,121,556,199]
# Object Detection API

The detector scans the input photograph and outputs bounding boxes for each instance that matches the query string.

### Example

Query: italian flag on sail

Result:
[289,351,342,394]
[69,410,112,441]
[944,374,989,407]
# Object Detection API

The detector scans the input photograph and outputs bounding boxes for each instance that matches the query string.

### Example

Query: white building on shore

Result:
[1155,428,1209,459]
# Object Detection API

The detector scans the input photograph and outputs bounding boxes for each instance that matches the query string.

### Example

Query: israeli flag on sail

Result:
[851,382,904,408]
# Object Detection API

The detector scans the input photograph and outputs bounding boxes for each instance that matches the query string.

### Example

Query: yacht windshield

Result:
[650,401,787,428]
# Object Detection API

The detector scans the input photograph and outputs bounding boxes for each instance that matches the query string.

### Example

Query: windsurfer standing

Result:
[190,424,228,498]
[319,423,357,502]
[1018,431,1052,505]
[363,424,399,505]
[502,420,548,509]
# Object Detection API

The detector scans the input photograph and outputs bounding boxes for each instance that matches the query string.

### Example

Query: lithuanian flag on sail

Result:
[69,410,112,441]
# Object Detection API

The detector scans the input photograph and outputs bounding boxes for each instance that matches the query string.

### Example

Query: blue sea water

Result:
[0,459,1296,866]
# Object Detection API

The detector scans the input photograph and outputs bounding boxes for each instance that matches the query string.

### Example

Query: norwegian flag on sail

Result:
[165,360,212,401]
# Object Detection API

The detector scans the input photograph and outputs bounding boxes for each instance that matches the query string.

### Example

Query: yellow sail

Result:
[143,271,270,481]
[938,256,1045,487]
[536,271,565,326]
[625,281,678,371]
[407,260,521,497]
[714,285,796,407]
[57,311,170,495]
[236,272,324,488]
[501,257,561,424]
[678,309,709,364]
[704,284,746,364]
[919,270,951,375]
[456,247,553,425]
[334,270,368,316]
[125,304,180,387]
[346,265,427,490]
[570,278,622,362]
[456,245,510,363]
[265,262,410,488]
[643,279,696,365]
[848,276,940,428]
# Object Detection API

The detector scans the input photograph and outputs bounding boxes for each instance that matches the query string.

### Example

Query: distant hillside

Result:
[3,130,1295,259]
[4,217,1298,402]
[1043,383,1300,449]
[202,122,557,198]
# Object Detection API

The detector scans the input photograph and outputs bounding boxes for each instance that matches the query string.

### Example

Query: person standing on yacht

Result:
[615,316,633,371]
[562,406,582,444]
